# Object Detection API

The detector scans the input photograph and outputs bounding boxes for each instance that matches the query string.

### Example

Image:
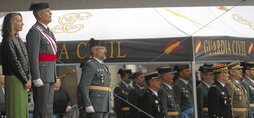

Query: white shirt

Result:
[149,88,158,96]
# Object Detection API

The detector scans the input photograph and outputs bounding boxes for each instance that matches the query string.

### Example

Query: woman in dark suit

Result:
[1,13,31,118]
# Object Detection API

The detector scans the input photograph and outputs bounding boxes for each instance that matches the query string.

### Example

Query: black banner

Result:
[194,36,254,61]
[56,37,193,63]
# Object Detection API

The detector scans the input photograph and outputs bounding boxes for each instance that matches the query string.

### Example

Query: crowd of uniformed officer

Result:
[113,60,254,118]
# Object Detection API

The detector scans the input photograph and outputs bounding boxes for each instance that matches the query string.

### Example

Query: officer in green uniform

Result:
[241,62,254,118]
[158,67,180,118]
[26,3,57,118]
[197,64,214,118]
[173,64,193,118]
[225,61,248,118]
[78,38,111,118]
[113,69,132,118]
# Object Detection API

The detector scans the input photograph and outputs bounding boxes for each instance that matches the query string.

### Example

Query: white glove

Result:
[85,106,95,113]
[66,106,72,112]
[33,79,44,87]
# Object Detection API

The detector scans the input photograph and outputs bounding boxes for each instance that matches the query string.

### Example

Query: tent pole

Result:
[191,36,198,118]
[192,61,198,118]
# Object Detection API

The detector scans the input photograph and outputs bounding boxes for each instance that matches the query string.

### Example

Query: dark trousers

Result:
[87,112,109,118]
[0,112,5,118]
[33,83,54,118]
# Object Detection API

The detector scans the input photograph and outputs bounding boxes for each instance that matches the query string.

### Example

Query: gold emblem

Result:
[232,14,254,31]
[51,12,92,33]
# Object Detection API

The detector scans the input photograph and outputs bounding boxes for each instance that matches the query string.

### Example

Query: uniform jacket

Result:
[208,80,232,118]
[225,78,248,118]
[140,89,165,118]
[128,84,146,118]
[1,36,31,84]
[242,77,254,118]
[173,79,193,111]
[113,82,132,118]
[160,83,180,118]
[197,82,209,118]
[78,58,111,112]
[26,22,56,83]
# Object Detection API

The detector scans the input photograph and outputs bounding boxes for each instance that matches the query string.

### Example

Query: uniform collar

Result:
[246,77,254,83]
[121,81,129,88]
[233,79,240,84]
[135,84,144,89]
[202,81,210,88]
[93,57,104,64]
[179,78,189,85]
[218,80,225,87]
[163,82,173,89]
[38,22,48,29]
[149,88,158,96]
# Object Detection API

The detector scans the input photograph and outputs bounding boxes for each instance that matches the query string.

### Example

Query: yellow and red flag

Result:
[195,40,202,54]
[163,40,182,55]
[248,41,254,54]
[218,6,229,11]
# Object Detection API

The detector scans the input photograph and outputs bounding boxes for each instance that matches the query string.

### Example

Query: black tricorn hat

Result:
[241,62,254,69]
[29,3,49,10]
[174,64,189,73]
[157,67,173,74]
[145,72,159,81]
[118,69,132,76]
[88,38,106,50]
[199,66,213,73]
[129,71,143,79]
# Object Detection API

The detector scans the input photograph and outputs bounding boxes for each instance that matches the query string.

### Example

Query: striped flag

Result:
[248,41,254,54]
[163,40,183,55]
[195,40,202,54]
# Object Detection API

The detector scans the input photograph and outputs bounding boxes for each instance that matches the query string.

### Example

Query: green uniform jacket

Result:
[79,58,111,112]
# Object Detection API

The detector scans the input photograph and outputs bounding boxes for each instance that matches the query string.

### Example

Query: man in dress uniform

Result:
[173,64,193,118]
[208,64,232,118]
[140,72,165,118]
[128,71,146,118]
[26,3,57,118]
[241,62,254,118]
[197,64,214,118]
[78,38,111,118]
[113,69,132,118]
[158,67,180,118]
[225,61,248,118]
